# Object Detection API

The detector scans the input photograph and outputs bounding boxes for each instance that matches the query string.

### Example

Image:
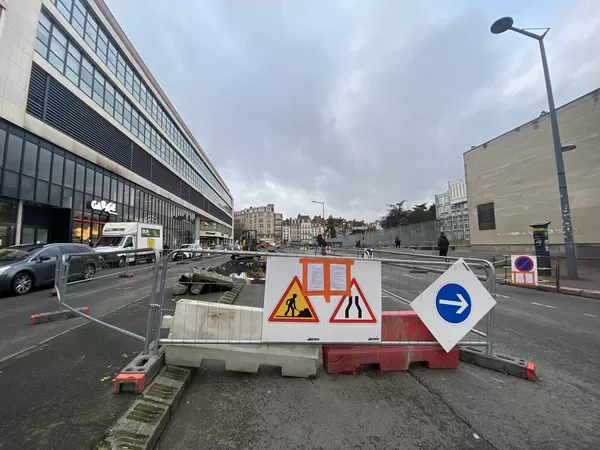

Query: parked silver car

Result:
[0,243,100,296]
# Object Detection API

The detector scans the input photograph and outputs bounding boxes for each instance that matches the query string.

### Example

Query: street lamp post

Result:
[312,200,325,236]
[491,17,578,279]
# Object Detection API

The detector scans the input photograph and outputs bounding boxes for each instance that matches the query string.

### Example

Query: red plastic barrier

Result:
[322,311,458,374]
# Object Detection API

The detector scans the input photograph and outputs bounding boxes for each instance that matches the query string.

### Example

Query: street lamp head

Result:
[491,16,514,34]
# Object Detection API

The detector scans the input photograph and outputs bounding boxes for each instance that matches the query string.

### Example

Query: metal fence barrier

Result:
[52,246,496,358]
[55,248,161,344]
[149,249,495,355]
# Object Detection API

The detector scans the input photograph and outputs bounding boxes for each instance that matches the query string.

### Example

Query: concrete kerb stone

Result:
[103,400,170,450]
[142,365,192,411]
[113,347,166,394]
[581,289,600,300]
[459,347,536,381]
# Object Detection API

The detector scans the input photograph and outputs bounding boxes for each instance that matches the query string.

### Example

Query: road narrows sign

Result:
[268,276,319,323]
[411,258,497,352]
[329,278,377,324]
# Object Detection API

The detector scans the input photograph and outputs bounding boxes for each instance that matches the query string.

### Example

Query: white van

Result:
[94,222,163,266]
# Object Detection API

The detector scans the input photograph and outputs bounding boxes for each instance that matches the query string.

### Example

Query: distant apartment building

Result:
[274,213,283,242]
[435,178,470,241]
[282,220,290,242]
[282,214,323,244]
[234,204,278,241]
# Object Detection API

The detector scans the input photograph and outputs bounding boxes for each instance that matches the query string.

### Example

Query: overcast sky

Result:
[105,0,600,222]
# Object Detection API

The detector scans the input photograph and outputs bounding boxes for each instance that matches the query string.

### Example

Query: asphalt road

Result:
[0,255,231,450]
[158,261,600,450]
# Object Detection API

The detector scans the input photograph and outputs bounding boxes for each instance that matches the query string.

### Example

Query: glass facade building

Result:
[0,0,233,249]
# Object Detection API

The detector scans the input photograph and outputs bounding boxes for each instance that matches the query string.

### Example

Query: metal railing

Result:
[52,246,497,357]
[150,249,495,354]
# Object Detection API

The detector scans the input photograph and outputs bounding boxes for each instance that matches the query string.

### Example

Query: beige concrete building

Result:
[464,88,600,257]
[234,204,278,241]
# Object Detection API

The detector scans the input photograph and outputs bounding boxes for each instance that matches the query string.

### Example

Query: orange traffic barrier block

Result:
[113,373,146,394]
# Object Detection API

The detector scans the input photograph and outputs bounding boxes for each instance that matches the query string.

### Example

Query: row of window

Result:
[0,124,231,240]
[36,9,232,215]
[48,0,232,207]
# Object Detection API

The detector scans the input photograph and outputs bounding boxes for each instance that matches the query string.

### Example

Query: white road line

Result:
[496,294,510,299]
[584,313,597,318]
[531,302,556,309]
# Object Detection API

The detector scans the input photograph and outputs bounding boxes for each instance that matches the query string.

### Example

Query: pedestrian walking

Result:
[437,232,450,262]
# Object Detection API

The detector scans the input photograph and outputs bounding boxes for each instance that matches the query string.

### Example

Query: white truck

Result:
[93,222,163,267]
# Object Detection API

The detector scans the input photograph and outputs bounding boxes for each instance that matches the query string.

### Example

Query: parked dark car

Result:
[0,243,101,296]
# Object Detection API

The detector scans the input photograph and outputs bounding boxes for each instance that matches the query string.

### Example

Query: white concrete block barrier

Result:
[163,299,319,378]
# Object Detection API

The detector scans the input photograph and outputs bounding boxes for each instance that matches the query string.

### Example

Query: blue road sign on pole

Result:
[435,283,472,324]
[514,255,534,272]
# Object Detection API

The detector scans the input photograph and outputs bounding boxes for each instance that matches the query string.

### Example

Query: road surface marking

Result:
[496,294,510,299]
[531,302,556,309]
[381,288,411,305]
[583,313,597,318]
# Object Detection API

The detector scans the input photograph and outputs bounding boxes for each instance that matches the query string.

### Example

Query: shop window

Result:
[20,176,35,201]
[52,154,64,184]
[85,167,94,194]
[2,171,19,198]
[72,211,83,243]
[22,141,38,177]
[38,147,52,182]
[62,188,73,208]
[75,163,85,191]
[0,128,5,166]
[110,178,117,201]
[73,191,83,210]
[5,134,23,172]
[103,174,110,199]
[36,180,49,203]
[94,169,102,194]
[64,159,75,188]
[50,184,62,206]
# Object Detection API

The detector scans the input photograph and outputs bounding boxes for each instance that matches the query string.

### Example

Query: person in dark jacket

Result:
[437,233,450,261]
[395,236,401,248]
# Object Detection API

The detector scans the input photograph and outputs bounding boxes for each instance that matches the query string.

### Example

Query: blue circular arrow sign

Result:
[435,283,472,324]
[514,256,534,272]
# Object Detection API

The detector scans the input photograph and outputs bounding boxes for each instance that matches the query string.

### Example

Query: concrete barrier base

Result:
[114,347,166,394]
[459,347,536,381]
[29,307,88,325]
[165,343,319,378]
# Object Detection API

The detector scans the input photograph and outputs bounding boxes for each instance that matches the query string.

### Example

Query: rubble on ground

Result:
[172,260,267,296]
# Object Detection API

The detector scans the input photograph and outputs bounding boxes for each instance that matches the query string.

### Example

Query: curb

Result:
[104,365,192,450]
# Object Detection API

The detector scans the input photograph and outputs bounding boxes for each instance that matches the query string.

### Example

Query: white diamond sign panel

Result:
[411,258,497,352]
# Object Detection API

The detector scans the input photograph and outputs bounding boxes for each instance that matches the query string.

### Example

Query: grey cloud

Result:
[105,0,600,220]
